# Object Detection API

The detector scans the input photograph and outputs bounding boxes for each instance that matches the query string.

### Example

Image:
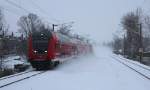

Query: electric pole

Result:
[52,24,58,31]
[123,34,125,57]
[139,23,143,62]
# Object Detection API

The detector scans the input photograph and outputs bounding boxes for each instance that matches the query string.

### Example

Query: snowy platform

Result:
[0,46,150,90]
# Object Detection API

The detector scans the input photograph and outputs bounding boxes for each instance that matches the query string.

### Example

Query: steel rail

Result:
[0,71,46,88]
[111,56,150,80]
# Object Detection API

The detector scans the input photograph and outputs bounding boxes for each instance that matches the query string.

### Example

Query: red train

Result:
[28,30,92,70]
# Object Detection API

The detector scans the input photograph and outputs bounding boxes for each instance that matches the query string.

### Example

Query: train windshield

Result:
[32,30,52,54]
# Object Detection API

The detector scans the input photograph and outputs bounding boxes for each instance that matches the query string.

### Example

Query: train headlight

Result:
[45,51,47,53]
[34,50,37,53]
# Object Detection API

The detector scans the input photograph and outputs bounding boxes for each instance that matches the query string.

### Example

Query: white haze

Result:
[0,0,149,43]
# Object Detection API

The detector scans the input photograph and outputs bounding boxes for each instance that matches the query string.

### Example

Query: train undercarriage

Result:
[29,60,60,70]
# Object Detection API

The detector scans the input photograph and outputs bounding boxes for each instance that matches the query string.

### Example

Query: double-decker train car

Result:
[28,30,92,70]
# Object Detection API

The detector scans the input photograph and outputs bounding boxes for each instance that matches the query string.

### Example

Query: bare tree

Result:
[0,9,9,70]
[17,13,43,38]
[58,22,74,36]
[121,8,142,58]
[143,16,150,37]
[142,16,150,51]
[0,9,3,35]
[112,35,123,53]
[0,9,8,36]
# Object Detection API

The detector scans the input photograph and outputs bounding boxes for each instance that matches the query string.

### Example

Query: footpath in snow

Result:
[1,46,150,90]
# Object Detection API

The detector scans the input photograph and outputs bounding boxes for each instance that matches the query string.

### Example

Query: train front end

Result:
[28,31,56,70]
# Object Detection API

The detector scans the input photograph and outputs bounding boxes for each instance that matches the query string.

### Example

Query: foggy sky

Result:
[0,0,149,42]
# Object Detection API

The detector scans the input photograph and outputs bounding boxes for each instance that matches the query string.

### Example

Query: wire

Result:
[0,6,21,16]
[2,0,68,28]
[3,0,54,25]
[27,0,61,23]
[5,0,30,13]
[30,0,48,16]
[10,0,62,25]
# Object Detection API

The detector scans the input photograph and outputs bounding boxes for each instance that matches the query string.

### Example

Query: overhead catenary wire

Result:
[2,0,71,29]
[28,0,61,23]
[26,0,74,26]
[0,6,22,16]
[3,0,58,26]
[5,0,31,13]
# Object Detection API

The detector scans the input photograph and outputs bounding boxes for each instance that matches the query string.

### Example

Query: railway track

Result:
[0,70,34,81]
[111,55,150,80]
[0,70,47,88]
[116,55,150,71]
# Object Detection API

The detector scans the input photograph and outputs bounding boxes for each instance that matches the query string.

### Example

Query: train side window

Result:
[55,43,61,49]
[72,46,75,49]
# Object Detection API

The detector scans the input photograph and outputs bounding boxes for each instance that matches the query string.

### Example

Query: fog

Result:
[0,0,149,42]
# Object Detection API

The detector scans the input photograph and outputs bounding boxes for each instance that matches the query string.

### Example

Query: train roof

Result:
[55,32,89,45]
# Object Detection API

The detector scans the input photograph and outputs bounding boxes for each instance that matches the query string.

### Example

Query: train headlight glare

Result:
[34,50,37,53]
[45,51,47,53]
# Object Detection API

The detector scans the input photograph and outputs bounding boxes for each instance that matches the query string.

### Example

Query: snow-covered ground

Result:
[113,54,150,78]
[2,55,27,69]
[1,46,150,90]
[0,71,41,87]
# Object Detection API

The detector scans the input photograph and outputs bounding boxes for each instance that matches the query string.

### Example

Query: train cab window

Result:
[32,30,52,54]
